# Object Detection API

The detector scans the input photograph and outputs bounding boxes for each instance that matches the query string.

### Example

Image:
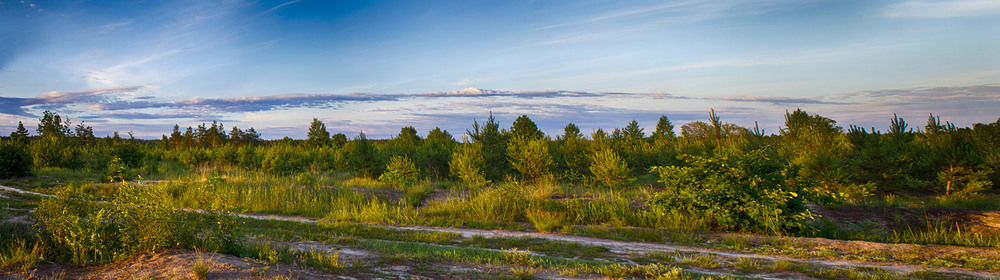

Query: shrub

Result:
[649,148,812,234]
[588,148,634,188]
[449,141,490,188]
[0,143,32,179]
[29,135,82,169]
[103,156,131,183]
[296,172,315,186]
[379,155,420,188]
[34,183,176,264]
[507,136,554,185]
[261,144,308,175]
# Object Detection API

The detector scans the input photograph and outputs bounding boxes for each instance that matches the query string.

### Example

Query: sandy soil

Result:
[0,249,362,280]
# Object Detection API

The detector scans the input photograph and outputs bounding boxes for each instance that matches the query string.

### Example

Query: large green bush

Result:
[0,143,32,179]
[507,135,554,185]
[588,147,634,188]
[379,155,420,188]
[449,141,490,188]
[649,148,813,234]
[34,182,242,265]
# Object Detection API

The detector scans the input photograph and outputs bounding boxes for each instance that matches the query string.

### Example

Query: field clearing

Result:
[4,182,1000,279]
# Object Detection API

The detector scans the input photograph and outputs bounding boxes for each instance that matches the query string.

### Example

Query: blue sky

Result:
[1,0,999,139]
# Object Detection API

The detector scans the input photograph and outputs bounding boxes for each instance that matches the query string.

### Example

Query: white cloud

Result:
[884,0,1000,18]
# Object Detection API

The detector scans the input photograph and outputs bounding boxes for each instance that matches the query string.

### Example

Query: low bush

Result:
[649,148,813,234]
[379,155,420,188]
[0,143,32,179]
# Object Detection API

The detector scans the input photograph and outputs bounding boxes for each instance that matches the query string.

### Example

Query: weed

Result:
[732,257,767,273]
[772,259,793,271]
[509,267,537,280]
[0,239,44,271]
[192,253,214,280]
[526,205,568,233]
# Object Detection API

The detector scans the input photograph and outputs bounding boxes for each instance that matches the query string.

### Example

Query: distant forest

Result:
[3,109,999,201]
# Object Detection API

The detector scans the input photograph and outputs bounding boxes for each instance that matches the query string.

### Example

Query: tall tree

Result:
[782,108,840,138]
[9,121,30,145]
[307,118,331,147]
[74,121,95,146]
[622,120,645,140]
[467,113,510,181]
[168,125,183,149]
[653,115,675,139]
[510,115,545,140]
[560,123,582,140]
[420,127,455,179]
[37,110,71,138]
[345,131,379,177]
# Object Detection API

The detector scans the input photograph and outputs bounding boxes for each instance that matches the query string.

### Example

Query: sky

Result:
[1,0,999,139]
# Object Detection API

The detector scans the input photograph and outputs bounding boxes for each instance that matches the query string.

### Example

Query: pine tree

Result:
[510,115,545,140]
[307,118,331,147]
[653,115,675,138]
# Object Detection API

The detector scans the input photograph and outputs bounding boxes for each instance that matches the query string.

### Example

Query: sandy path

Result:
[3,184,998,279]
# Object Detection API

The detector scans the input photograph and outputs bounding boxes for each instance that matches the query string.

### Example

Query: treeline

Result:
[3,109,999,199]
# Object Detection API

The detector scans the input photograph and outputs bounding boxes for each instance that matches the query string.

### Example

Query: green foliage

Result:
[650,148,813,234]
[29,134,82,169]
[526,201,568,233]
[0,239,44,271]
[588,148,634,188]
[296,172,315,186]
[34,183,176,264]
[418,127,455,180]
[449,141,490,188]
[467,113,510,181]
[937,165,992,198]
[261,144,309,175]
[103,156,131,183]
[0,142,33,179]
[509,115,545,140]
[36,110,72,138]
[379,155,420,188]
[425,184,529,225]
[343,132,381,178]
[8,121,30,146]
[782,108,841,138]
[306,118,331,147]
[653,115,675,139]
[507,135,554,185]
[553,126,590,182]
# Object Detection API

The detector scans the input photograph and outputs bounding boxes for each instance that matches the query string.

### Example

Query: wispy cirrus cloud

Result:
[711,96,846,105]
[884,0,1000,18]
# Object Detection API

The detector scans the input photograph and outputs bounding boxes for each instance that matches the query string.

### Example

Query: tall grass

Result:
[0,239,44,271]
[325,198,421,224]
[857,193,1000,211]
[156,168,370,217]
[808,218,1000,248]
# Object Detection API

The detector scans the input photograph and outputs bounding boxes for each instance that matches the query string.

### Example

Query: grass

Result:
[154,168,371,217]
[234,241,350,272]
[191,253,213,280]
[6,162,1000,279]
[0,239,44,271]
[808,217,1000,248]
[460,236,609,260]
[857,193,1000,211]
